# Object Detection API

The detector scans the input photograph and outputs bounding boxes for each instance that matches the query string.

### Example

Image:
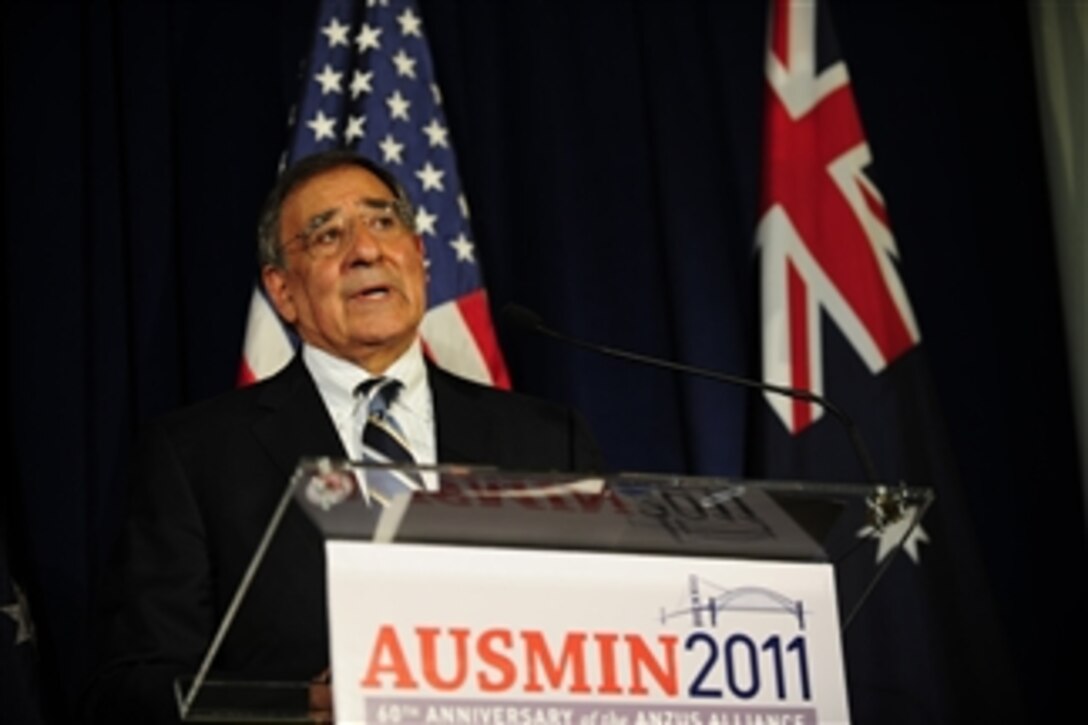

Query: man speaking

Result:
[84,150,601,722]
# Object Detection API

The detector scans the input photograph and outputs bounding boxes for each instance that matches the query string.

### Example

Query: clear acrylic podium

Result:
[175,459,933,722]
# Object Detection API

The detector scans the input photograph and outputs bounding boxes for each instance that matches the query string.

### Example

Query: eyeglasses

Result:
[287,199,414,259]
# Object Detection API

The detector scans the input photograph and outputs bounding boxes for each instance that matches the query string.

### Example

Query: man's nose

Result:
[347,217,382,262]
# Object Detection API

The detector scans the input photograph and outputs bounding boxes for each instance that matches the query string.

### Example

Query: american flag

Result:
[757,0,919,434]
[240,0,509,388]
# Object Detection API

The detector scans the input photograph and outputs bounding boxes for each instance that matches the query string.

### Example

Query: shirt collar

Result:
[303,339,427,413]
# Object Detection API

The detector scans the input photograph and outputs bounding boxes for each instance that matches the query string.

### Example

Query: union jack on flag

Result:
[757,0,920,434]
[240,0,509,388]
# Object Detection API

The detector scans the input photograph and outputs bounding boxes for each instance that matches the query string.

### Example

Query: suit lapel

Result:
[251,357,494,473]
[252,356,346,483]
[429,363,496,465]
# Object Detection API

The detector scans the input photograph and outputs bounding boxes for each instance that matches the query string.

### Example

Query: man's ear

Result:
[261,264,298,324]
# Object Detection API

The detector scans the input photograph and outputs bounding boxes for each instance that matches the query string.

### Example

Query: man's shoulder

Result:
[428,364,571,418]
[151,358,309,438]
[428,364,604,472]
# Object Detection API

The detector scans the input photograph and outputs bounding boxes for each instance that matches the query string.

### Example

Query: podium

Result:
[175,460,932,723]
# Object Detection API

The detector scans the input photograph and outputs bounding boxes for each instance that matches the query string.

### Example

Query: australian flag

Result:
[754,0,1020,721]
[240,0,509,389]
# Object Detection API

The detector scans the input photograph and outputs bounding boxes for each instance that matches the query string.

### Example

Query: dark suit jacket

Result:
[84,356,601,722]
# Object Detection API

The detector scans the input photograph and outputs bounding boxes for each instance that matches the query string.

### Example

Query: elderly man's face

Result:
[262,165,426,373]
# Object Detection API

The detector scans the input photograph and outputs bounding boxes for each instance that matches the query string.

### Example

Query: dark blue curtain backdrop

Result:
[2,0,1083,722]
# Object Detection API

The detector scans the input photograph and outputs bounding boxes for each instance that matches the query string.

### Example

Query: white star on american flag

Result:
[422,118,449,148]
[350,69,373,99]
[415,206,438,236]
[314,64,343,94]
[345,115,366,142]
[415,162,445,192]
[355,23,382,53]
[386,90,411,121]
[391,49,418,79]
[306,110,337,141]
[379,133,405,164]
[321,17,351,48]
[449,233,475,263]
[397,7,423,37]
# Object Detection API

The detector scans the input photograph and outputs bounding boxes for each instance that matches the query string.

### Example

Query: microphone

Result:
[501,304,937,634]
[500,303,882,486]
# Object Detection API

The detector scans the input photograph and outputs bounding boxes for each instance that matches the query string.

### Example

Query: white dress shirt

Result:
[302,340,438,486]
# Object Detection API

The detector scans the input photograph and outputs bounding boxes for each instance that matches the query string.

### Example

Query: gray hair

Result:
[256,149,416,268]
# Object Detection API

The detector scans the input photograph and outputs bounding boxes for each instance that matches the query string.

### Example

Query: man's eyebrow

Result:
[299,198,397,234]
[299,208,340,235]
[358,197,396,210]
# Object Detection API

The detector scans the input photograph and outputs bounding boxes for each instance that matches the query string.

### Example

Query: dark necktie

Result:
[356,377,422,497]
